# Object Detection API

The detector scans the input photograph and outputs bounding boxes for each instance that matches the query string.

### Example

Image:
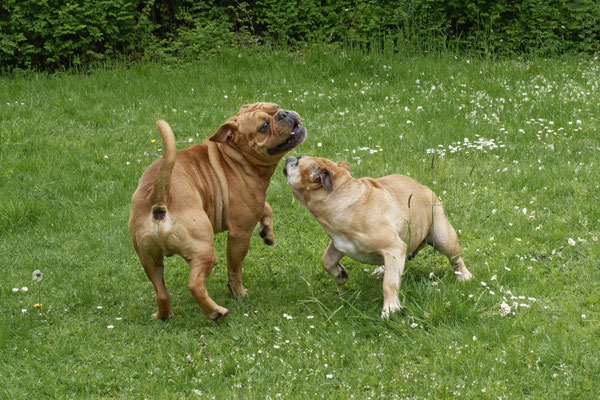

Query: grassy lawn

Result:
[1,50,599,398]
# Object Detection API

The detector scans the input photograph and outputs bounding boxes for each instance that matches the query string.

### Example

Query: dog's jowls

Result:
[284,156,472,319]
[129,103,306,321]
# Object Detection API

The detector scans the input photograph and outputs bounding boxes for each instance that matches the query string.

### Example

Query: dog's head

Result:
[210,102,307,164]
[283,156,351,204]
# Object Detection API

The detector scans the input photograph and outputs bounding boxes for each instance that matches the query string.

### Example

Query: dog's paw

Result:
[455,269,473,282]
[227,281,249,297]
[259,227,274,246]
[381,302,402,320]
[335,264,348,285]
[372,266,385,277]
[152,310,174,320]
[208,307,230,321]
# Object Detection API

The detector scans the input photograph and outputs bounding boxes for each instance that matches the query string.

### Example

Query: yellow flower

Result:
[151,139,156,143]
[34,303,42,310]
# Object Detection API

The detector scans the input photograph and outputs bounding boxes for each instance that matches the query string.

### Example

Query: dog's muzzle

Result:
[283,156,301,177]
[267,111,307,155]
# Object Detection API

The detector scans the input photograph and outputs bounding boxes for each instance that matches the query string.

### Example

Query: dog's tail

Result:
[151,120,176,220]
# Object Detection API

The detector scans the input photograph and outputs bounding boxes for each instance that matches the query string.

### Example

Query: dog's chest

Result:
[328,231,383,265]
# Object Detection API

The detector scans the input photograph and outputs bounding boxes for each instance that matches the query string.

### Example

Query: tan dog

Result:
[129,103,306,320]
[283,156,472,319]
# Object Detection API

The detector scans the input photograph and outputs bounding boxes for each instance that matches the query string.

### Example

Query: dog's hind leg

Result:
[187,248,230,320]
[427,205,473,281]
[180,211,230,320]
[258,202,275,245]
[225,228,253,297]
[139,253,173,320]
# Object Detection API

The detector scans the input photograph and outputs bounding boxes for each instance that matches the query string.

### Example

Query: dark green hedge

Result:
[0,0,139,70]
[1,0,599,71]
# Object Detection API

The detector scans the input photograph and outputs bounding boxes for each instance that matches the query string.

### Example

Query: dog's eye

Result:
[260,121,269,132]
[314,176,321,183]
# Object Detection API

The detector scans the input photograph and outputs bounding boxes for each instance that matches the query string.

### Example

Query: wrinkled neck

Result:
[218,141,279,183]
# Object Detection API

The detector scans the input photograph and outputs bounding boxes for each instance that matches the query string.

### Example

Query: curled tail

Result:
[151,120,176,220]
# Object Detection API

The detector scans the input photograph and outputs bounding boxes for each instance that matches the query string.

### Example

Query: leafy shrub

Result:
[0,0,139,70]
[1,0,599,71]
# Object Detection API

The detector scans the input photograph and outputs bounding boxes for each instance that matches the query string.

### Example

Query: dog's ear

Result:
[210,120,237,143]
[337,161,351,172]
[315,168,333,191]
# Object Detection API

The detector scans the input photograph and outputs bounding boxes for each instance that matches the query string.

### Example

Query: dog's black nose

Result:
[286,156,300,166]
[283,156,299,177]
[276,110,298,125]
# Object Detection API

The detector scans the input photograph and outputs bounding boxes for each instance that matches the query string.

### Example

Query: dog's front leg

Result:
[226,229,252,297]
[380,243,407,320]
[321,240,348,285]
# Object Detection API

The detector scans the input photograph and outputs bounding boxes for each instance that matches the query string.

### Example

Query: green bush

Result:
[1,0,599,71]
[0,0,139,70]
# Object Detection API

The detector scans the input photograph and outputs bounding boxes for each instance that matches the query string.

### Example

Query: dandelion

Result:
[32,270,43,282]
[31,270,44,314]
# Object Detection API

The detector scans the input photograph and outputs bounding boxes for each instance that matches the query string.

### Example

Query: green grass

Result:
[1,49,599,398]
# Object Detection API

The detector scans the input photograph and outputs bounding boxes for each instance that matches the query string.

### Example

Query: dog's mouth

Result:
[267,122,307,155]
